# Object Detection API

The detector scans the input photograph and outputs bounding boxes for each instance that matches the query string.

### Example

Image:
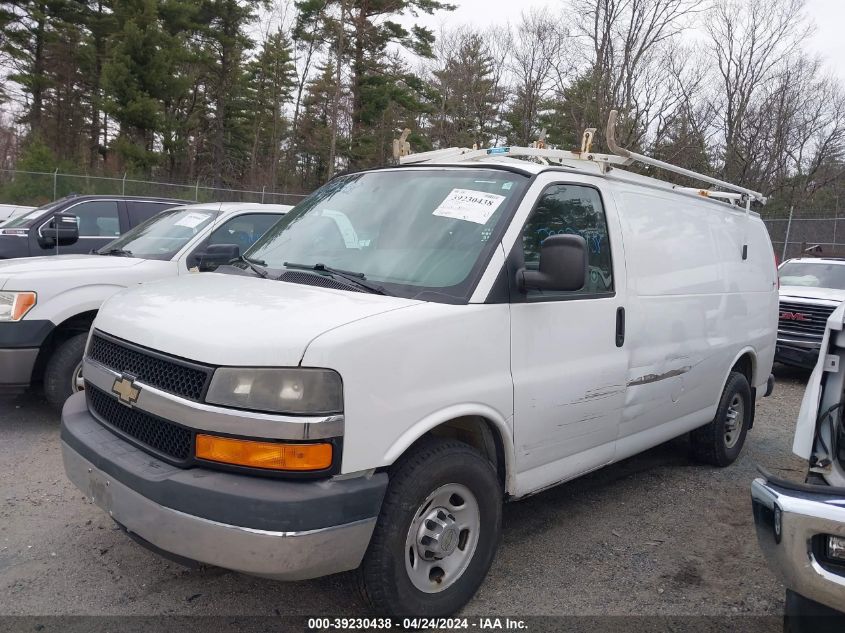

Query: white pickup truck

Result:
[0,202,290,407]
[753,303,845,628]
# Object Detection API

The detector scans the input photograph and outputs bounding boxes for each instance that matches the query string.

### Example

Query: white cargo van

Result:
[0,202,290,407]
[61,114,778,616]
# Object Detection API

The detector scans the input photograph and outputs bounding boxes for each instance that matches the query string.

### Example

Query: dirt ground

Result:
[0,365,809,621]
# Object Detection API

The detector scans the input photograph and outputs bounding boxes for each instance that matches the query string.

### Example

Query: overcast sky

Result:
[410,0,845,80]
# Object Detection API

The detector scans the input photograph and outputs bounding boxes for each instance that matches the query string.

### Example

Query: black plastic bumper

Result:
[60,392,387,533]
[775,342,820,369]
[0,319,54,348]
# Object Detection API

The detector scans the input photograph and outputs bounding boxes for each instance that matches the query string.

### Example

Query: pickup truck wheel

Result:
[690,371,751,467]
[44,333,88,411]
[358,438,502,617]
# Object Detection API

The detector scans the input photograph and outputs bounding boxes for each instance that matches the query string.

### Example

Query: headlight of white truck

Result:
[0,291,37,321]
[206,367,343,415]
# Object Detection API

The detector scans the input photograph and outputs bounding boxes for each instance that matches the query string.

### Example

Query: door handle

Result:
[616,307,625,347]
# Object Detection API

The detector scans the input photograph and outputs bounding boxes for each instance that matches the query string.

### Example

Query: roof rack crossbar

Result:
[395,112,766,208]
[605,110,766,205]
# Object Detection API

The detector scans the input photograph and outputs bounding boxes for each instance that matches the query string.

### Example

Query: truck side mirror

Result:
[38,213,80,248]
[518,234,588,293]
[196,243,240,272]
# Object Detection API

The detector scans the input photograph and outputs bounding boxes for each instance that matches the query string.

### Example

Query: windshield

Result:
[246,169,528,300]
[99,208,220,260]
[779,261,845,290]
[0,200,62,228]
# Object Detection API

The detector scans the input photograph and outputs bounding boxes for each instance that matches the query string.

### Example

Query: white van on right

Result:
[61,113,778,616]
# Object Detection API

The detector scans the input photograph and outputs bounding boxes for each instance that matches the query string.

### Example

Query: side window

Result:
[521,184,613,298]
[70,201,121,237]
[128,201,175,226]
[206,214,283,251]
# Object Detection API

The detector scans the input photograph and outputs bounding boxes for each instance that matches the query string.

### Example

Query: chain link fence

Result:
[0,168,309,207]
[763,209,845,260]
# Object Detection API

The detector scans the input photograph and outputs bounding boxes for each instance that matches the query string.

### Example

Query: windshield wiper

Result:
[282,262,390,296]
[236,255,270,279]
[98,248,133,257]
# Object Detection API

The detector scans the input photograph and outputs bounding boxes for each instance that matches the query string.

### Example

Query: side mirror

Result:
[38,213,80,248]
[518,234,588,292]
[196,243,240,272]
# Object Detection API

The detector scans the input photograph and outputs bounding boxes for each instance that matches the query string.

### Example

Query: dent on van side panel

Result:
[613,188,775,444]
[301,302,514,480]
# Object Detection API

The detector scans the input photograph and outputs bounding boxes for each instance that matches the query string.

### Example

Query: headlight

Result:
[206,367,343,415]
[0,291,37,321]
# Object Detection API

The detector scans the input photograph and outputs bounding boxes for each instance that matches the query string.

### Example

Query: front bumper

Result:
[61,392,388,580]
[0,348,39,392]
[752,475,845,613]
[775,337,821,369]
[0,319,54,390]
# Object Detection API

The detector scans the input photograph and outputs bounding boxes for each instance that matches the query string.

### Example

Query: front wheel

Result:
[690,370,752,467]
[358,438,502,617]
[43,333,88,411]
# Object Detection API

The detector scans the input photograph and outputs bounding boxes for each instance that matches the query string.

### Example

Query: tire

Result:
[358,438,502,617]
[784,589,845,633]
[690,371,752,467]
[43,333,88,411]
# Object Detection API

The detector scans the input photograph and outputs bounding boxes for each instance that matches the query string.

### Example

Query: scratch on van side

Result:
[627,366,691,387]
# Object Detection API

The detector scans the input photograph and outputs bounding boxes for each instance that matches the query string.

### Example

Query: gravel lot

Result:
[0,366,809,620]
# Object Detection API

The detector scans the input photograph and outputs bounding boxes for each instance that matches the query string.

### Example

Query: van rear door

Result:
[508,180,628,492]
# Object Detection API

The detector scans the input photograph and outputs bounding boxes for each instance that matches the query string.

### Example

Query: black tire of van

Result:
[357,438,502,617]
[44,333,87,412]
[783,589,845,633]
[690,371,752,467]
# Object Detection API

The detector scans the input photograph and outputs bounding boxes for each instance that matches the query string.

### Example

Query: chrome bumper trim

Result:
[82,357,343,440]
[752,477,845,612]
[63,441,374,580]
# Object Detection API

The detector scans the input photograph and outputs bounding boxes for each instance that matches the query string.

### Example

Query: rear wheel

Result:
[43,333,87,411]
[358,438,502,617]
[690,371,751,467]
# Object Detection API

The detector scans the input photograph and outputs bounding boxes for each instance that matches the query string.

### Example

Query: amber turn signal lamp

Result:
[195,434,332,471]
[12,292,37,321]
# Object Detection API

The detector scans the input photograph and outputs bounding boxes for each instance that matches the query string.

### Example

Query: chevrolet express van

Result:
[61,117,778,616]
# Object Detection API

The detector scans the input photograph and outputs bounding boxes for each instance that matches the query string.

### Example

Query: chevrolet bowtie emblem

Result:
[112,375,141,406]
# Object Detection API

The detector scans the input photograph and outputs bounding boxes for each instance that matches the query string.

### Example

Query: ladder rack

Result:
[395,110,767,208]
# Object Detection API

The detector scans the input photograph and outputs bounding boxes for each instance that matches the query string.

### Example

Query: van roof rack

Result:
[395,110,767,208]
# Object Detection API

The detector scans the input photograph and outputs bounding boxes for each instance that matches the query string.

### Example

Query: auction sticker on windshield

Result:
[174,212,212,229]
[433,189,506,225]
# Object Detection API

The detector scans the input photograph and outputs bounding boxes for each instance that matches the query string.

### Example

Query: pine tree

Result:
[102,0,188,173]
[245,28,296,188]
[430,31,503,149]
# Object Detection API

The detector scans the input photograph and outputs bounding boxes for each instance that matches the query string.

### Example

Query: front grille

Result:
[88,385,192,462]
[778,301,838,339]
[88,333,211,401]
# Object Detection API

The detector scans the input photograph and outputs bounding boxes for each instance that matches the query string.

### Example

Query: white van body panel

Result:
[611,185,777,459]
[301,301,515,483]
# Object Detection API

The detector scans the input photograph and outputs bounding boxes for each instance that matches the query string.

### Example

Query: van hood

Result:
[0,254,144,280]
[94,273,421,367]
[779,286,845,304]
